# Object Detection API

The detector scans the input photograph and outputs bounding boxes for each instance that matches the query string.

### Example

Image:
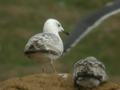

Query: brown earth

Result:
[0,74,120,90]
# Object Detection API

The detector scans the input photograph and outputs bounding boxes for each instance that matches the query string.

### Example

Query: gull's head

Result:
[43,18,69,35]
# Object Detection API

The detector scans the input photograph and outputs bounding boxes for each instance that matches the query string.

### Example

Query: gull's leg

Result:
[50,60,57,73]
[48,51,57,73]
[41,64,45,73]
[41,63,52,73]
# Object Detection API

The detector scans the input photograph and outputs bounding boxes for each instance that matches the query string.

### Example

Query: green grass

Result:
[0,0,120,80]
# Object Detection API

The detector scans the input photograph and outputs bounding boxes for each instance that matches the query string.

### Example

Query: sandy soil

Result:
[0,74,120,90]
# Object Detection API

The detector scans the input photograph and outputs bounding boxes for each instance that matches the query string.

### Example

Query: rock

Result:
[0,74,120,90]
[73,56,108,88]
[0,74,74,90]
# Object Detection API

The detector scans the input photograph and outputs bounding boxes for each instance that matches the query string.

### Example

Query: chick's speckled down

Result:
[73,56,108,88]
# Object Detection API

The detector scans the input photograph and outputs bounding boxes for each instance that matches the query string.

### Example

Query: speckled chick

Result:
[73,56,108,88]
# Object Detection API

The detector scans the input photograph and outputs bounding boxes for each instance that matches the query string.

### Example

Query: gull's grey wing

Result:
[64,0,120,54]
[24,33,63,55]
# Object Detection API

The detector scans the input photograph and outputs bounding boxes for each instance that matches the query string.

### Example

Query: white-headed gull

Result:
[24,18,69,73]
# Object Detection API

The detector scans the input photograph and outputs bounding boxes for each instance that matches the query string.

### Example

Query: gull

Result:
[24,18,69,73]
[73,56,108,88]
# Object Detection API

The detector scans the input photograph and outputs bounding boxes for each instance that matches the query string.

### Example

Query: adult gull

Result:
[24,18,69,73]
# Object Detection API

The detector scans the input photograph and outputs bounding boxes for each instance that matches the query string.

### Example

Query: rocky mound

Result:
[0,74,120,90]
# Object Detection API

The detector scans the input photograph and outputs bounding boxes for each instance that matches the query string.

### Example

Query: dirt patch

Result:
[0,74,120,90]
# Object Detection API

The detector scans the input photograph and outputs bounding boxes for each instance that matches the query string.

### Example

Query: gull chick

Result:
[73,56,108,88]
[24,18,68,73]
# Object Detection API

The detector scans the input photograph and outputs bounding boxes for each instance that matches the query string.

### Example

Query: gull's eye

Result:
[57,24,61,27]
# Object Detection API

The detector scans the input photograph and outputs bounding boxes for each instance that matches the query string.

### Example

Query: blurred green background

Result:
[0,0,120,80]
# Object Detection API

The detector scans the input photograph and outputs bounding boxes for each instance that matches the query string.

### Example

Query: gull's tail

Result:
[63,0,120,55]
